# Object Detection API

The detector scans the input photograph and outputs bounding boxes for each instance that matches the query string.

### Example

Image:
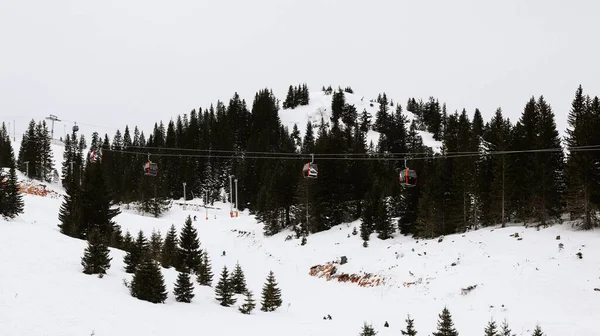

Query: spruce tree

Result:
[359,322,377,336]
[130,258,168,304]
[260,270,282,312]
[0,151,24,219]
[197,252,214,286]
[177,215,202,272]
[238,290,256,314]
[432,307,459,336]
[123,230,149,273]
[173,269,195,303]
[483,319,498,336]
[530,325,544,336]
[149,229,163,261]
[122,230,134,252]
[230,261,248,294]
[81,229,112,275]
[160,224,178,268]
[401,314,417,335]
[499,319,515,336]
[215,265,236,306]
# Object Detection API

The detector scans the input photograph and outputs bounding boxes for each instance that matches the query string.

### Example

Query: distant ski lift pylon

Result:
[144,153,158,176]
[399,157,417,187]
[302,154,318,179]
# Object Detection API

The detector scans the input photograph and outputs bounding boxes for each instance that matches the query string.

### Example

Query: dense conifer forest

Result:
[5,84,600,245]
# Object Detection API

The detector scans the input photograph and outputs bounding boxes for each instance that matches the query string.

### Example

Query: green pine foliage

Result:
[230,261,248,294]
[130,258,168,304]
[432,307,459,336]
[530,325,544,336]
[499,319,515,336]
[81,229,112,275]
[196,252,214,286]
[238,290,256,314]
[359,322,377,336]
[123,230,149,273]
[177,215,202,272]
[483,319,498,336]
[215,266,236,307]
[173,269,195,303]
[0,127,24,219]
[160,224,178,268]
[401,314,417,335]
[149,229,163,262]
[260,270,282,312]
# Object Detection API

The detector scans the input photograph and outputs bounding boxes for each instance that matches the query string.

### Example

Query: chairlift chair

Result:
[399,158,417,187]
[302,154,318,179]
[144,154,158,176]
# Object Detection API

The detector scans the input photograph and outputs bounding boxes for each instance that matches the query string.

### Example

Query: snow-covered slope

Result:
[279,90,443,153]
[2,170,599,336]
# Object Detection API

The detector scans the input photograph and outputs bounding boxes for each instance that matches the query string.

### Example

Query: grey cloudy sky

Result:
[1,0,599,141]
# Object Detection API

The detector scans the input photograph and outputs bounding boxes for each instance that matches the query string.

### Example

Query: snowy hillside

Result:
[2,162,600,336]
[278,90,443,153]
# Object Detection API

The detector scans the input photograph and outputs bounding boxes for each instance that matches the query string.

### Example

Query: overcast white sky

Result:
[1,0,599,142]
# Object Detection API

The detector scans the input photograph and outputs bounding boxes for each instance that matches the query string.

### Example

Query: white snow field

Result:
[1,172,600,336]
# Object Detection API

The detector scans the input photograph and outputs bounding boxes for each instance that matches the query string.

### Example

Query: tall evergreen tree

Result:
[238,289,256,314]
[130,258,168,304]
[401,314,417,335]
[196,251,214,286]
[177,215,202,272]
[359,323,377,336]
[160,224,178,268]
[81,229,112,275]
[230,261,248,294]
[432,307,459,336]
[530,325,544,336]
[0,133,24,219]
[173,269,195,303]
[149,229,163,262]
[483,319,498,336]
[260,270,282,312]
[123,230,149,273]
[215,265,236,306]
[564,85,600,229]
[498,319,515,336]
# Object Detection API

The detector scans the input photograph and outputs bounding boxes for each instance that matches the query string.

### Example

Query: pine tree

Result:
[483,319,498,336]
[130,258,168,304]
[0,150,24,219]
[215,265,236,306]
[432,307,459,336]
[177,215,202,272]
[149,229,163,262]
[401,314,417,335]
[359,322,377,336]
[530,325,544,336]
[160,224,178,268]
[123,230,149,273]
[173,269,195,303]
[230,261,248,294]
[564,85,600,229]
[260,270,282,312]
[196,252,214,286]
[122,231,134,252]
[499,319,515,336]
[238,290,256,314]
[81,229,112,275]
